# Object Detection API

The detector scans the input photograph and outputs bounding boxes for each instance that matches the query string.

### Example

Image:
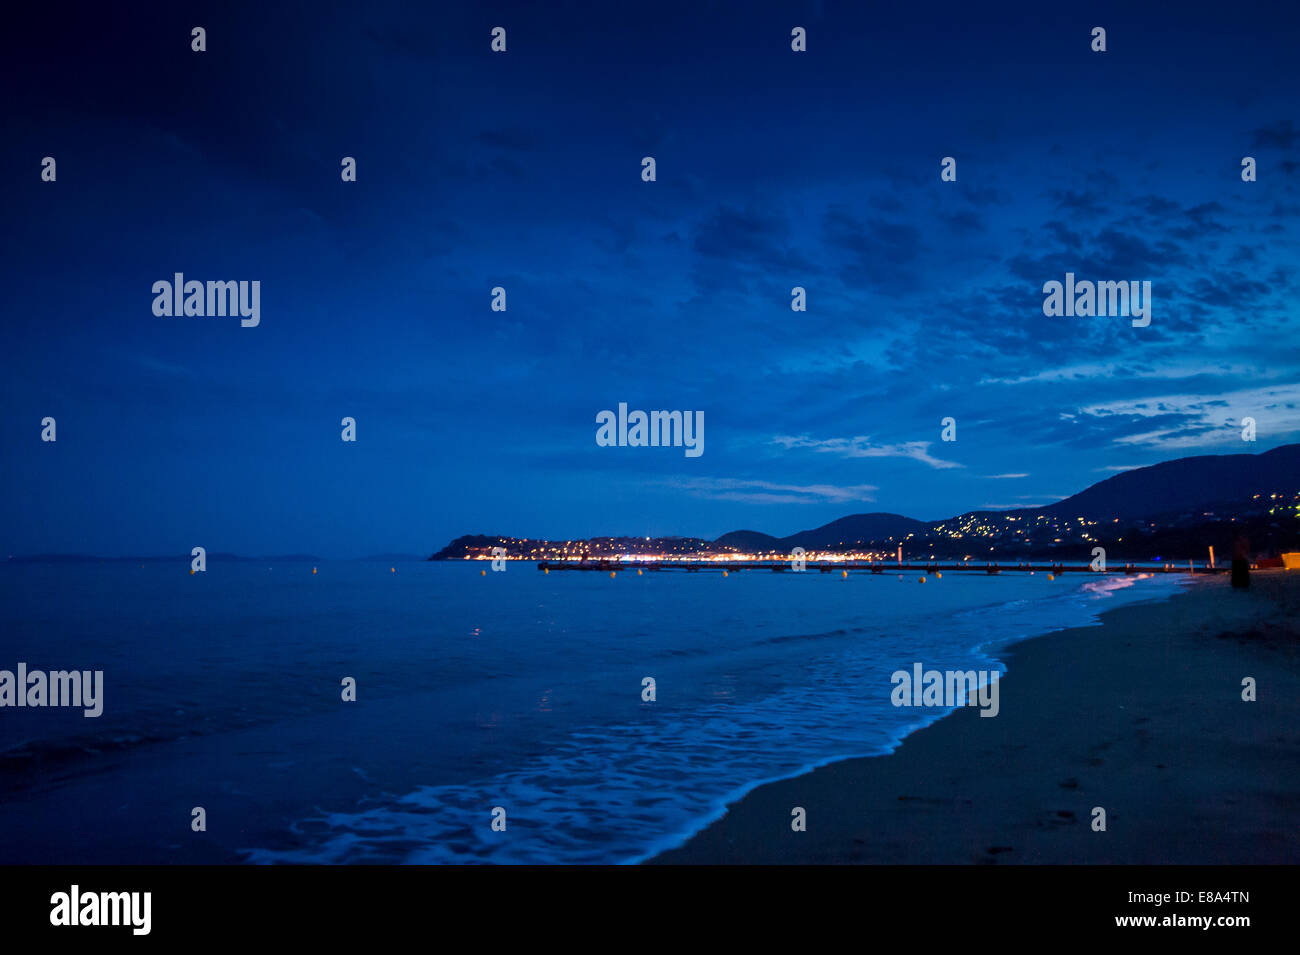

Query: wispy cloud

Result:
[980,493,1063,509]
[1078,384,1300,450]
[114,349,196,379]
[772,435,963,470]
[979,363,1285,387]
[661,477,877,505]
[982,473,1028,479]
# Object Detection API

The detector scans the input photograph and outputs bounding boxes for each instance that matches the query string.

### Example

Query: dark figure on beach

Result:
[1231,532,1251,590]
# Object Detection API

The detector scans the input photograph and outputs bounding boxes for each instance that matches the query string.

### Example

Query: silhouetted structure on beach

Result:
[1231,531,1251,590]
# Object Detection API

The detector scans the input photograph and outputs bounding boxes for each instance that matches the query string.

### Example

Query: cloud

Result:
[1251,120,1299,150]
[943,209,986,234]
[1043,219,1083,250]
[1077,383,1300,450]
[772,434,963,469]
[694,206,795,262]
[979,363,1127,386]
[1188,270,1272,308]
[821,206,924,292]
[662,477,877,505]
[686,205,820,294]
[1049,189,1106,218]
[960,186,1011,208]
[117,350,196,379]
[979,362,1284,387]
[982,473,1028,479]
[1088,227,1187,273]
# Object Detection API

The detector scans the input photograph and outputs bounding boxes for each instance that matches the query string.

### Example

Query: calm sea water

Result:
[0,561,1184,864]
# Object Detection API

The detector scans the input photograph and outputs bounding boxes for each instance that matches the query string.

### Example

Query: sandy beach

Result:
[650,570,1300,864]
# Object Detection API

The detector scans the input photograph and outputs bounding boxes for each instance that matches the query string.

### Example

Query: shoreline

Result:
[624,572,1184,865]
[647,570,1300,864]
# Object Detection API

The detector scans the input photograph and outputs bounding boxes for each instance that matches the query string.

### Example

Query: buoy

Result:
[481,569,486,576]
[610,571,616,578]
[391,567,395,573]
[935,572,941,579]
[312,567,317,574]
[1048,574,1055,581]
[637,569,642,575]
[190,569,195,575]
[723,570,729,577]
[544,567,549,574]
[920,576,927,583]
[842,570,848,578]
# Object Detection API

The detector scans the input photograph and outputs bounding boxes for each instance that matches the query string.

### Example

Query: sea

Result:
[0,560,1187,864]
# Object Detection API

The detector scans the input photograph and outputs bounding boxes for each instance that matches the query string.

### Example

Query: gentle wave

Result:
[243,573,1187,865]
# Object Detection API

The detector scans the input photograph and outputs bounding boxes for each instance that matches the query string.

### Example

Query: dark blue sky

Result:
[2,0,1298,557]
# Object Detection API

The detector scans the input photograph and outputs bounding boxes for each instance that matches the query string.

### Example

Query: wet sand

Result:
[650,570,1300,864]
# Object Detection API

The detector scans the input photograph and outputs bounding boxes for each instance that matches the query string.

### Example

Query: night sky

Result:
[2,1,1298,557]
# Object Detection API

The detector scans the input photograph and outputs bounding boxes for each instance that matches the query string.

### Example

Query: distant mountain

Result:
[431,444,1300,560]
[718,514,931,551]
[430,535,502,560]
[775,513,932,549]
[713,529,782,551]
[1039,444,1300,521]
